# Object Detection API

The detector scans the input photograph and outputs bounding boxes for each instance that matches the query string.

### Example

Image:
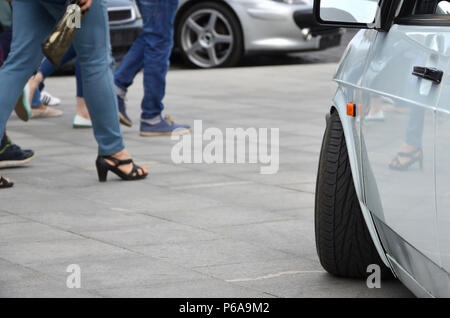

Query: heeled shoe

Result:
[389,149,423,171]
[95,156,148,182]
[0,176,14,189]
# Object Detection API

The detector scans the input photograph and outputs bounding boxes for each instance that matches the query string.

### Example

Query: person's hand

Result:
[79,0,92,12]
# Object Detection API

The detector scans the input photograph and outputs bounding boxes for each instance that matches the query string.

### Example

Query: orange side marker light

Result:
[347,103,356,117]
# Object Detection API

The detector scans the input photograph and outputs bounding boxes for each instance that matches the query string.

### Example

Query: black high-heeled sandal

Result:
[96,156,148,182]
[389,149,423,171]
[0,176,14,189]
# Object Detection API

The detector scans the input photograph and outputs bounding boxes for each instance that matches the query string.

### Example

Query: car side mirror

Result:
[314,0,382,28]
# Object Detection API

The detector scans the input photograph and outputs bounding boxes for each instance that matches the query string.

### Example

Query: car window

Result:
[396,0,450,25]
[414,0,450,14]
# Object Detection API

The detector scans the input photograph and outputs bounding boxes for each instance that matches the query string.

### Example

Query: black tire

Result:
[175,2,243,68]
[315,110,392,279]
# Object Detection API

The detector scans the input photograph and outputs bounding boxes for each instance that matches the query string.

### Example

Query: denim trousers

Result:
[0,31,7,144]
[0,0,124,156]
[0,28,11,61]
[32,46,83,107]
[114,0,179,119]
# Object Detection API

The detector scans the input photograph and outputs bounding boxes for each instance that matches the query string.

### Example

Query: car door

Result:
[360,0,449,295]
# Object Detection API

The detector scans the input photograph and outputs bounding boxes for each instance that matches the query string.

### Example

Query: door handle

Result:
[412,66,444,84]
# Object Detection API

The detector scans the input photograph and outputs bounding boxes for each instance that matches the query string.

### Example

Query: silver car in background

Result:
[107,0,142,60]
[175,0,342,68]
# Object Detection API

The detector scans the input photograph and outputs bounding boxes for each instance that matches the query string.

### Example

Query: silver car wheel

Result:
[181,8,234,68]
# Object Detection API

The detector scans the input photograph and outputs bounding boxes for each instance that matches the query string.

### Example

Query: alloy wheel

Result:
[181,9,234,68]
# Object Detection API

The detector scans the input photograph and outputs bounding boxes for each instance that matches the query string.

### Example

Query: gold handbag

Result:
[42,1,83,67]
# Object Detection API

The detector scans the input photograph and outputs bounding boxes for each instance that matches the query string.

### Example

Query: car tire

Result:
[315,110,393,279]
[176,2,243,68]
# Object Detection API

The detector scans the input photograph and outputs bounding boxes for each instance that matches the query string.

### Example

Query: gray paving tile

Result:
[143,205,288,229]
[175,182,314,211]
[0,214,28,225]
[80,218,221,248]
[210,219,316,258]
[95,279,270,298]
[11,209,154,233]
[0,258,44,285]
[134,239,296,268]
[193,258,322,282]
[0,238,137,265]
[0,276,98,298]
[0,221,79,244]
[230,271,414,298]
[27,256,207,290]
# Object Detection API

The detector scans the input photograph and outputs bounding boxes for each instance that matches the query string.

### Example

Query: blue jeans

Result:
[32,46,84,107]
[0,0,124,156]
[0,29,11,146]
[0,28,12,59]
[114,0,178,119]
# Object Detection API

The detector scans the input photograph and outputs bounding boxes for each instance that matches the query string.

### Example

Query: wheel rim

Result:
[181,8,234,68]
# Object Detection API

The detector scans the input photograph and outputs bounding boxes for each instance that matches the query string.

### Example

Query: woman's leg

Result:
[40,0,147,178]
[0,0,54,185]
[0,0,54,135]
[29,46,78,109]
[0,43,3,66]
[39,0,123,155]
[30,45,78,95]
[0,28,12,59]
[71,0,124,156]
[75,61,83,98]
[40,45,78,79]
[74,61,90,120]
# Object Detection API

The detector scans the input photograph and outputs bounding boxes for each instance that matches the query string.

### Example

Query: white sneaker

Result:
[73,114,92,128]
[41,90,61,106]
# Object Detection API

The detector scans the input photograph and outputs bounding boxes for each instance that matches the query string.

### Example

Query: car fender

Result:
[331,88,393,271]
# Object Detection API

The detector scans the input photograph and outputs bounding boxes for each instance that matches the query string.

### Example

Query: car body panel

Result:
[177,0,336,53]
[435,56,450,276]
[333,24,450,297]
[360,25,450,297]
[361,25,443,265]
[374,214,449,297]
[331,29,392,270]
[387,254,434,298]
[333,30,376,199]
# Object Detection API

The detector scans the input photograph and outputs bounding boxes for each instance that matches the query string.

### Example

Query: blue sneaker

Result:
[117,95,133,127]
[140,115,191,137]
[0,140,35,168]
